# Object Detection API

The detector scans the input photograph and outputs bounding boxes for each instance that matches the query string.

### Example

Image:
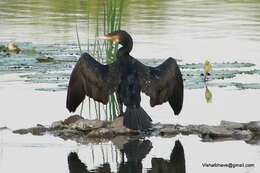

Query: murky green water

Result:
[0,0,260,172]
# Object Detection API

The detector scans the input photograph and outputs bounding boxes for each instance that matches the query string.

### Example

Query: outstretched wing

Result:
[66,53,121,112]
[137,57,183,115]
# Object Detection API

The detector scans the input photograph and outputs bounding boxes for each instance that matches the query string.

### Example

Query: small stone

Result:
[64,115,84,125]
[246,121,260,134]
[109,116,124,128]
[246,136,260,145]
[13,126,47,136]
[71,119,106,131]
[51,121,65,129]
[197,125,233,138]
[52,129,84,140]
[112,127,138,135]
[87,128,114,138]
[159,125,178,135]
[13,129,29,135]
[7,42,21,53]
[30,127,47,135]
[220,120,245,130]
[232,130,252,140]
[0,126,9,130]
[108,117,139,135]
[36,124,46,128]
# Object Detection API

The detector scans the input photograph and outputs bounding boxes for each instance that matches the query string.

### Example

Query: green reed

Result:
[76,0,124,120]
[103,0,124,121]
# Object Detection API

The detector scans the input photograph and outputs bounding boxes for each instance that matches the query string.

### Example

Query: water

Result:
[1,0,260,63]
[0,0,260,172]
[0,130,259,173]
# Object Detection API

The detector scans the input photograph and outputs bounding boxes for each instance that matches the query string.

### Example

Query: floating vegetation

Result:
[181,61,255,69]
[1,43,260,91]
[36,56,54,63]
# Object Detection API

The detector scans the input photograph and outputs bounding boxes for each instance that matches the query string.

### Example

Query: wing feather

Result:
[66,53,121,112]
[137,58,184,115]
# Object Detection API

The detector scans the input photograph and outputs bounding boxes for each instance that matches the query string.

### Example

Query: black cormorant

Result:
[66,30,184,130]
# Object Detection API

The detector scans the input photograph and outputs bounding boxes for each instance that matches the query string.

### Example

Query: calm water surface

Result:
[0,0,260,172]
[1,0,260,63]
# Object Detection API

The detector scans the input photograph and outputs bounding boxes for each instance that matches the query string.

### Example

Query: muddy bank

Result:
[12,115,260,144]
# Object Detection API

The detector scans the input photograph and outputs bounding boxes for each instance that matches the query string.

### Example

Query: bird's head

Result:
[98,30,133,55]
[98,30,132,45]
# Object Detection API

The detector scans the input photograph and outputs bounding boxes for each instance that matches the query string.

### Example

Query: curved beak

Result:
[97,36,112,40]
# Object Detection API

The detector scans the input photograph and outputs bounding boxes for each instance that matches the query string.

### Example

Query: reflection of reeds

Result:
[75,0,123,120]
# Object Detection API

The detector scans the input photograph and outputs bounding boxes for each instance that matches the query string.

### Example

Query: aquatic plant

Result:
[76,0,124,120]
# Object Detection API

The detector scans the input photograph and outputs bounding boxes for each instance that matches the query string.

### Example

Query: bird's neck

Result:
[117,37,133,57]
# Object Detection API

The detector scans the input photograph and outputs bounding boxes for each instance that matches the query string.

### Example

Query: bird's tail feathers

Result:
[123,106,152,130]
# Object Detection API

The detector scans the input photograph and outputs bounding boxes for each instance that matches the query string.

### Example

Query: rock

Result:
[0,126,9,130]
[246,121,260,134]
[112,127,139,135]
[196,125,233,138]
[232,130,252,140]
[246,136,260,145]
[30,126,48,135]
[71,119,107,131]
[7,42,21,53]
[109,116,124,128]
[220,120,245,130]
[160,125,178,135]
[12,118,260,144]
[52,129,84,140]
[87,128,115,138]
[108,116,139,135]
[64,115,84,125]
[36,124,46,128]
[176,125,192,135]
[13,129,29,135]
[13,126,47,135]
[51,121,65,129]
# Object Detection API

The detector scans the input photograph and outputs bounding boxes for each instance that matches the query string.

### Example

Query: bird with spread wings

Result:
[66,30,183,130]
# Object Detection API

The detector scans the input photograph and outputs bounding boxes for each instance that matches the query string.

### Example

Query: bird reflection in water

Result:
[67,138,152,173]
[148,140,186,173]
[67,139,185,173]
[119,139,153,173]
[67,152,111,173]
